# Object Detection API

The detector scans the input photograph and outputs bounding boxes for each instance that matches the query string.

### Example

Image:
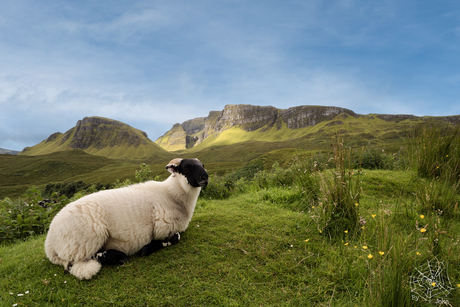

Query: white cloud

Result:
[1,0,459,150]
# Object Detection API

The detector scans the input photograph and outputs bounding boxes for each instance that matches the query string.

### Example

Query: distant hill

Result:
[20,116,169,159]
[156,104,460,152]
[0,148,19,155]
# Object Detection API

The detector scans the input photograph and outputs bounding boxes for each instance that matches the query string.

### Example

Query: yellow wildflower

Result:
[420,215,424,219]
[379,251,384,256]
[363,246,368,250]
[420,228,427,233]
[305,239,309,242]
[345,242,349,246]
[355,203,359,206]
[371,214,376,218]
[431,282,436,287]
[344,230,348,233]
[368,254,373,259]
[416,252,421,256]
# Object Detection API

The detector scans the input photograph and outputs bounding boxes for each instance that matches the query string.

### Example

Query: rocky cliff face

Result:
[279,105,358,129]
[60,117,149,150]
[155,104,460,151]
[21,116,166,159]
[155,104,360,150]
[214,105,279,132]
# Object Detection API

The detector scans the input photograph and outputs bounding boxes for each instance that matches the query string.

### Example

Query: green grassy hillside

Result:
[1,168,459,306]
[20,116,169,160]
[155,124,187,151]
[0,113,422,198]
[0,150,119,199]
[0,149,242,199]
[183,113,420,154]
[168,114,419,163]
[2,122,459,305]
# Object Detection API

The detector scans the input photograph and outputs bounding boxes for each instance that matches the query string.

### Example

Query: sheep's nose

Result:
[200,173,209,187]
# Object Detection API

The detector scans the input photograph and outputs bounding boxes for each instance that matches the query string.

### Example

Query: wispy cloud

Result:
[1,0,459,150]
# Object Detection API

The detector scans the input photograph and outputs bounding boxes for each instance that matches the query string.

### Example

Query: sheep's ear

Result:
[166,158,183,175]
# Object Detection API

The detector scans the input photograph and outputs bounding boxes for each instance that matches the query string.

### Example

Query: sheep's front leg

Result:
[92,249,129,265]
[141,232,181,257]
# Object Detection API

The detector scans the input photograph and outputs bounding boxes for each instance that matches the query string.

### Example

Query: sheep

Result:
[44,158,208,280]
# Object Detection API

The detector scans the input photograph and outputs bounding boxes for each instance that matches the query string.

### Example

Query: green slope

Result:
[190,114,405,151]
[173,113,424,162]
[2,170,459,306]
[20,116,169,160]
[0,150,119,198]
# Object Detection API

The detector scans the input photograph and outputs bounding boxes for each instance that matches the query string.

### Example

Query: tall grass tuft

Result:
[416,179,460,217]
[408,120,460,183]
[408,121,460,217]
[372,235,414,307]
[316,133,361,238]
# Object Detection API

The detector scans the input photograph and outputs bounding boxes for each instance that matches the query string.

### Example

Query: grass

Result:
[1,151,243,199]
[0,150,118,199]
[2,166,460,306]
[2,121,460,306]
[169,112,421,163]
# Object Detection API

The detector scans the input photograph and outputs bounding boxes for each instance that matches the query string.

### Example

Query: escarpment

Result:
[155,104,360,150]
[21,116,167,159]
[62,117,148,150]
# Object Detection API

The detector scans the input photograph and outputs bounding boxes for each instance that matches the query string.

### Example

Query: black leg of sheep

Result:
[92,250,130,265]
[141,232,181,257]
[90,232,180,267]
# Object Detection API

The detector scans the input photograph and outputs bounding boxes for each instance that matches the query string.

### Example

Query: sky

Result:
[1,0,460,151]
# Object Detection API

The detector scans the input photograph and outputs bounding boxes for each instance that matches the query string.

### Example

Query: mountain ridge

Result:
[20,116,169,159]
[0,148,19,155]
[155,104,460,151]
[17,105,460,159]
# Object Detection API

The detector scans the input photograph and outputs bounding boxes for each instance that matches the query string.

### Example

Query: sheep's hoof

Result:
[162,233,180,247]
[118,258,129,265]
[169,232,181,244]
[93,250,129,266]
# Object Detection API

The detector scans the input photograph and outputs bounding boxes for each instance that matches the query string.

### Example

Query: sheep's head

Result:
[166,158,208,188]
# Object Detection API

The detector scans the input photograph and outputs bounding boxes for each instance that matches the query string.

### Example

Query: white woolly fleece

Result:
[45,172,201,280]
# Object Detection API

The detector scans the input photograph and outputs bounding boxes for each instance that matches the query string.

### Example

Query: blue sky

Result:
[1,0,459,151]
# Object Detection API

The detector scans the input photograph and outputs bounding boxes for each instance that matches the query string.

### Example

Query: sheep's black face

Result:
[175,159,208,188]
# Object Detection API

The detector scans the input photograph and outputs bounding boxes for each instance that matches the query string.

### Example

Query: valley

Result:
[1,104,459,199]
